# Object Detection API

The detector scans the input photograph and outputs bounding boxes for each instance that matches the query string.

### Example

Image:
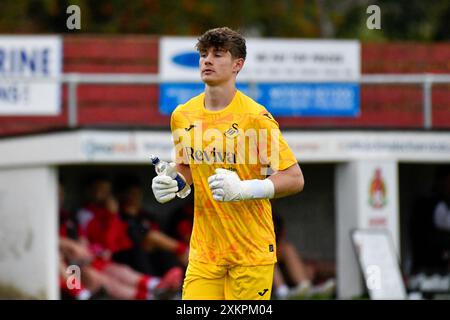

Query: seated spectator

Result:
[76,174,113,234]
[271,208,336,299]
[114,174,189,276]
[59,237,95,300]
[64,175,182,299]
[167,198,195,249]
[83,194,183,299]
[59,179,96,300]
[410,165,450,275]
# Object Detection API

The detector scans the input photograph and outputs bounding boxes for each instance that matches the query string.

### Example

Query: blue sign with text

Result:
[159,83,359,117]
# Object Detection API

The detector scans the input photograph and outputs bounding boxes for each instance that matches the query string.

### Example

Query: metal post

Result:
[423,77,432,130]
[68,81,78,128]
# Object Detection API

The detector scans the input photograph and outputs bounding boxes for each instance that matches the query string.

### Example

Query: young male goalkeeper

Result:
[151,27,304,300]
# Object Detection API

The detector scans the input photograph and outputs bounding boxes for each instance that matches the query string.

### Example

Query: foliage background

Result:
[0,0,448,41]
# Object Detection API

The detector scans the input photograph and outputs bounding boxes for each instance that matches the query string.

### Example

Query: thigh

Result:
[182,260,227,300]
[104,263,140,286]
[225,264,274,300]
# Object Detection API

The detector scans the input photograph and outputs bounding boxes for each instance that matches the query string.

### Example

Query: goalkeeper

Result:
[151,27,304,300]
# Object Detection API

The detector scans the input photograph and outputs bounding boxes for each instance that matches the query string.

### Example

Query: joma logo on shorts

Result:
[258,288,269,296]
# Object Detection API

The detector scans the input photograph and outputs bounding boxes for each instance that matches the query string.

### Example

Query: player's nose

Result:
[203,52,214,64]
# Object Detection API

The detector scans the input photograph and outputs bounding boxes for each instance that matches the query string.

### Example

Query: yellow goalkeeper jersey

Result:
[170,90,298,266]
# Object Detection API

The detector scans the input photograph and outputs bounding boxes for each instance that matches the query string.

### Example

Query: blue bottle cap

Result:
[150,155,160,165]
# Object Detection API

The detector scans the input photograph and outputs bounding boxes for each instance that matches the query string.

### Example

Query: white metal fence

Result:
[5,73,450,129]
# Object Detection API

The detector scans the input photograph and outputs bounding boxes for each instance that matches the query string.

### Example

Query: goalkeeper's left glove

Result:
[207,168,275,202]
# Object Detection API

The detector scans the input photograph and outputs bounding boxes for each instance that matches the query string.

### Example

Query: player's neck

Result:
[204,82,237,111]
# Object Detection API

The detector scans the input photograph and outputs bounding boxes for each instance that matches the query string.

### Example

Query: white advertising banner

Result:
[160,37,360,81]
[351,230,407,300]
[0,130,449,168]
[0,36,62,115]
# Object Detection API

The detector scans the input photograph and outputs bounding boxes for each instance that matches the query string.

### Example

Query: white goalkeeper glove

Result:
[152,163,190,204]
[152,176,178,204]
[207,168,275,202]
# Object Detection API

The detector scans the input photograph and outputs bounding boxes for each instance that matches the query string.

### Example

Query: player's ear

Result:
[233,58,244,74]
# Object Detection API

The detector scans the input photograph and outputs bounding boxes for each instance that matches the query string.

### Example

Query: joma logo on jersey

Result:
[184,147,236,164]
[224,123,239,139]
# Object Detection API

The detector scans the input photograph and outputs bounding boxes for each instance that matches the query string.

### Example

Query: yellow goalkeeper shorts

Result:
[182,260,274,300]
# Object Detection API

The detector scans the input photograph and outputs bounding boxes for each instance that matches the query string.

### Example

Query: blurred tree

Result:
[378,0,450,41]
[0,0,448,41]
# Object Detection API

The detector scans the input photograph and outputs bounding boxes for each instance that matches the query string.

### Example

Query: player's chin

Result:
[201,75,222,86]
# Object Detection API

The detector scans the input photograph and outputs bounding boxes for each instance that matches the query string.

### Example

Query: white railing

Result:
[4,73,450,129]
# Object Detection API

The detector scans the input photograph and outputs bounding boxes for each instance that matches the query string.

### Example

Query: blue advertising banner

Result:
[159,83,359,117]
[256,83,359,117]
[159,83,249,114]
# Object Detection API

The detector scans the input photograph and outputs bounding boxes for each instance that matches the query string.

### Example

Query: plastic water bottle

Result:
[150,155,190,198]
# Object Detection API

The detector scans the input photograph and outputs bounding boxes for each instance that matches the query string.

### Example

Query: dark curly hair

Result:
[195,27,246,60]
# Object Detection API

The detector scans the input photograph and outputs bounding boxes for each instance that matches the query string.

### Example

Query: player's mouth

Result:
[202,68,214,74]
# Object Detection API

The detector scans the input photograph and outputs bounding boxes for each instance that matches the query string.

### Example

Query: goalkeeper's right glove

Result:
[152,175,179,204]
